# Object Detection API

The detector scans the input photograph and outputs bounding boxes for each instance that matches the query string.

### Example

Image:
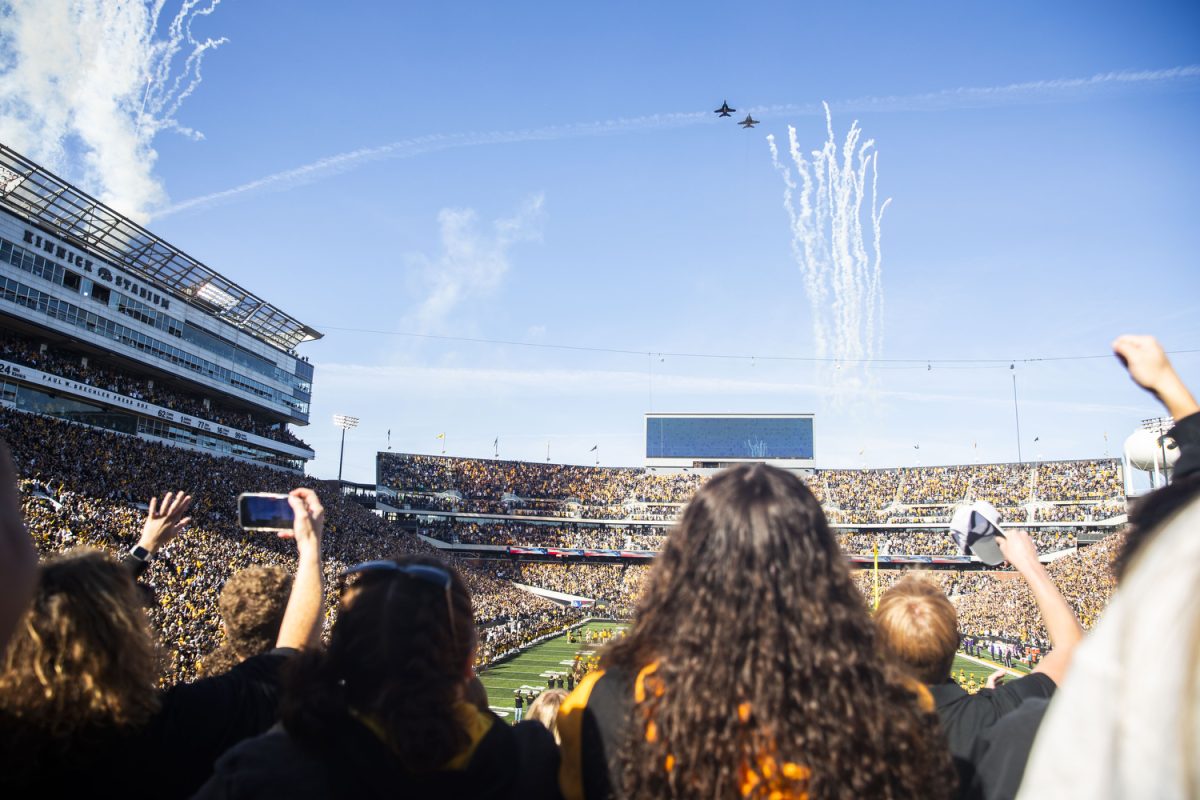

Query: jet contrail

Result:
[153,64,1200,220]
[154,113,706,218]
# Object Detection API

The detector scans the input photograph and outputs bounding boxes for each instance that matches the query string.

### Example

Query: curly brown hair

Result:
[218,565,292,660]
[603,464,954,799]
[0,548,160,736]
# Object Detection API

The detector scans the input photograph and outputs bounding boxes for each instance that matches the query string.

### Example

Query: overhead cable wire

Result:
[312,325,1200,368]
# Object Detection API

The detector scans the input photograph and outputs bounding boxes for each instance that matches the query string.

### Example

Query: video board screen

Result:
[646,416,814,460]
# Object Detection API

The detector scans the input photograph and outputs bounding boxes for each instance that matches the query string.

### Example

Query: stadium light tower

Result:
[333,415,359,482]
[1142,416,1176,488]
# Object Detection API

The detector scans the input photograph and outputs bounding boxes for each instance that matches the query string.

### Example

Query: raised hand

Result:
[996,526,1039,573]
[282,488,324,559]
[1112,334,1199,421]
[275,487,325,650]
[139,490,194,553]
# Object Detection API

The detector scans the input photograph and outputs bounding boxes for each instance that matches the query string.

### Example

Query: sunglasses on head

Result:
[337,560,457,639]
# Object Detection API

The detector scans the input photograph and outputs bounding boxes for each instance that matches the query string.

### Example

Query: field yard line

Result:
[956,651,1023,676]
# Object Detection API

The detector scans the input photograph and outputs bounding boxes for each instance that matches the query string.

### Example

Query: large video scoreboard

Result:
[645,413,815,468]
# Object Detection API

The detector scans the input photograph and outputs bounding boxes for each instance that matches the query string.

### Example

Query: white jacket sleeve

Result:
[1016,497,1200,800]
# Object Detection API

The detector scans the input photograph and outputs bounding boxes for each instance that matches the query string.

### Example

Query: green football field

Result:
[480,621,625,719]
[480,620,1029,721]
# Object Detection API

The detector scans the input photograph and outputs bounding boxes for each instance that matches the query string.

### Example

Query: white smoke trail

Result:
[768,103,889,396]
[154,64,1200,220]
[154,112,705,219]
[0,0,227,222]
[758,64,1200,117]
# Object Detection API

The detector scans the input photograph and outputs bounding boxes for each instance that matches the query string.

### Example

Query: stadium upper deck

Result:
[376,451,1126,528]
[0,145,320,470]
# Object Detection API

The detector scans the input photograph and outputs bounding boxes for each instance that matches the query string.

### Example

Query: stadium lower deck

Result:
[479,620,1028,721]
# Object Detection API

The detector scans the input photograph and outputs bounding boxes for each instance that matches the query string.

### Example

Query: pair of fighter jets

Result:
[714,100,758,128]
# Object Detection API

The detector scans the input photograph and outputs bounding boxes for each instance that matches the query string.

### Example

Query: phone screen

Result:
[238,493,294,530]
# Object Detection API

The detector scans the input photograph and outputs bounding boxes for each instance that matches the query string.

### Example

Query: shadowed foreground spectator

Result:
[196,555,562,800]
[199,566,292,677]
[526,689,568,744]
[0,441,35,659]
[0,487,325,799]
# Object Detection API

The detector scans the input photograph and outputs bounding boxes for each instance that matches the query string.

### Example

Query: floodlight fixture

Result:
[1141,416,1173,434]
[333,414,360,481]
[193,280,238,311]
[1141,416,1177,487]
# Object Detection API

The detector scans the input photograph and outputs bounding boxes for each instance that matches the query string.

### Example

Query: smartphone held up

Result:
[237,493,295,531]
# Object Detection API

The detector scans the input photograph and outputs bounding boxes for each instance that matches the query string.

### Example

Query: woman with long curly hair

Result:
[557,463,954,800]
[0,549,161,733]
[0,488,327,799]
[196,554,562,800]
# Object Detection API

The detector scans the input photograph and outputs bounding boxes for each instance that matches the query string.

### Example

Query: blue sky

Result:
[3,1,1199,484]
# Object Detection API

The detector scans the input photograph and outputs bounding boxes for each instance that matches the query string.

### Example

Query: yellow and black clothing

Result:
[558,667,633,800]
[195,702,562,800]
[558,663,818,800]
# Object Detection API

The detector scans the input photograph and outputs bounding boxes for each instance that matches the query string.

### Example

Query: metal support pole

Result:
[1158,434,1170,488]
[333,415,358,483]
[1012,373,1023,464]
[338,427,347,482]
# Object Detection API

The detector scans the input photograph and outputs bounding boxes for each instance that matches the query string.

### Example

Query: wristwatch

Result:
[129,545,154,563]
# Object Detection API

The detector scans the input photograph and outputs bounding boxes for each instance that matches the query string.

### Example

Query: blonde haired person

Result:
[526,688,568,743]
[873,523,1083,782]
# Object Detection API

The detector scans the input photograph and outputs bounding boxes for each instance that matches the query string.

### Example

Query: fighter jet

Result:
[714,100,735,117]
[739,114,760,129]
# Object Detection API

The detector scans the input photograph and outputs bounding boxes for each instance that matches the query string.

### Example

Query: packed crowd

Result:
[380,451,1125,525]
[5,408,572,682]
[836,528,1076,557]
[1035,459,1124,501]
[423,521,666,550]
[424,517,1088,557]
[0,331,311,450]
[475,605,582,665]
[955,532,1122,639]
[1033,501,1125,522]
[0,320,1189,798]
[12,398,1124,686]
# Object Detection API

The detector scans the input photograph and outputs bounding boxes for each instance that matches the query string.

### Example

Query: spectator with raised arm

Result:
[124,489,194,582]
[1014,337,1200,799]
[1112,334,1200,481]
[874,523,1084,795]
[0,487,325,799]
